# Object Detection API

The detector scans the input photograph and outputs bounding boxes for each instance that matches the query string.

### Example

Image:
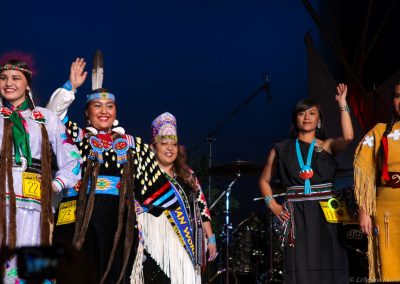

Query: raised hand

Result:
[69,58,87,91]
[336,83,348,106]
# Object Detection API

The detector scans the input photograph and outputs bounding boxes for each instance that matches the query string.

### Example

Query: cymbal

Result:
[209,160,264,176]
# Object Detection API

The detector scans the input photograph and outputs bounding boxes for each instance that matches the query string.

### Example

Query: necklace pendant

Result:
[299,165,314,180]
[315,146,323,153]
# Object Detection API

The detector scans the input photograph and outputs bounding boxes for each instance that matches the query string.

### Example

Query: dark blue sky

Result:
[1,0,322,220]
[1,0,321,158]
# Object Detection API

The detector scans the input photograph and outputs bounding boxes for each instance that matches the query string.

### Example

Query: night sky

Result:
[0,1,330,222]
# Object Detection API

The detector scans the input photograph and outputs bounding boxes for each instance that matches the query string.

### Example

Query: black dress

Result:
[274,139,349,284]
[53,122,178,284]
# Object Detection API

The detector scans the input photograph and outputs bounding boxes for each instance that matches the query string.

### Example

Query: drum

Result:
[230,215,268,275]
[340,222,368,279]
[231,225,257,274]
[340,223,367,253]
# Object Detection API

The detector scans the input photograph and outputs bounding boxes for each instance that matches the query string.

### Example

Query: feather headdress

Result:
[91,50,104,90]
[86,50,115,103]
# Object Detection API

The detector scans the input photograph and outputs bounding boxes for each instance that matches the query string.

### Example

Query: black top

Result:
[274,139,337,188]
[175,176,211,223]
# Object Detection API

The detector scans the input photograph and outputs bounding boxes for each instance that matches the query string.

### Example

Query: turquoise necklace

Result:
[295,138,316,195]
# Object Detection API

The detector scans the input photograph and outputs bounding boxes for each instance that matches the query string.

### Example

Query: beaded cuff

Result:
[339,104,350,113]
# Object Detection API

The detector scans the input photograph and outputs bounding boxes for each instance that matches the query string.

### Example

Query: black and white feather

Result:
[92,50,104,90]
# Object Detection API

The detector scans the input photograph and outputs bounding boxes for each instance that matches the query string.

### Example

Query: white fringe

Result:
[130,237,144,284]
[137,212,201,284]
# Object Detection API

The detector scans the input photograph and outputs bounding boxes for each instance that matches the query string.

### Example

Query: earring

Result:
[87,119,91,126]
[112,119,119,127]
[317,120,321,129]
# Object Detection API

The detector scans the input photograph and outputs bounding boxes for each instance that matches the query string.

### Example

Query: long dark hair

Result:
[174,145,198,192]
[290,98,326,140]
[153,142,198,192]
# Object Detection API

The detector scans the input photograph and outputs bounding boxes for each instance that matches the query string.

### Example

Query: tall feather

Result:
[92,50,104,90]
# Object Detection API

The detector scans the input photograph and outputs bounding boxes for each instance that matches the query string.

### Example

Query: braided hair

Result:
[72,132,136,283]
[382,82,400,141]
[380,82,400,181]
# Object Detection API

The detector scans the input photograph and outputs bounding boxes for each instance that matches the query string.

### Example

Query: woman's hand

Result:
[270,201,290,222]
[207,242,218,262]
[69,58,87,91]
[359,209,373,236]
[336,83,348,106]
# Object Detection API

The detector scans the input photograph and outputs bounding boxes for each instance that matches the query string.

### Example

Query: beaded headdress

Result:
[0,64,32,76]
[0,52,36,77]
[151,112,178,143]
[0,54,35,107]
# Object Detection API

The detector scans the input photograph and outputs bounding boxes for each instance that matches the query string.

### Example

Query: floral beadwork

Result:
[0,107,12,119]
[30,109,46,124]
[113,138,129,164]
[89,136,105,163]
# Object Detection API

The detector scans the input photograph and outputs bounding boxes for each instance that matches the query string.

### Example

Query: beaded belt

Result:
[384,172,400,188]
[65,175,121,197]
[286,183,334,202]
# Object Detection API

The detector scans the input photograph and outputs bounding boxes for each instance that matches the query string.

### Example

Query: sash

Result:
[166,180,196,264]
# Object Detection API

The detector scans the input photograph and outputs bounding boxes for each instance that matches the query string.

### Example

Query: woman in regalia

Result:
[139,112,217,284]
[47,55,179,284]
[259,84,353,284]
[355,81,400,282]
[0,57,82,283]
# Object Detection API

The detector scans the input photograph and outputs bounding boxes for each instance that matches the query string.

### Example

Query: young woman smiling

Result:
[259,84,353,284]
[47,58,179,284]
[0,59,82,283]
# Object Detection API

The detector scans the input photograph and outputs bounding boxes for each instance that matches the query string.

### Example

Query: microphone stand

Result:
[189,74,271,156]
[207,136,216,202]
[208,171,241,284]
[188,74,272,283]
[188,73,271,208]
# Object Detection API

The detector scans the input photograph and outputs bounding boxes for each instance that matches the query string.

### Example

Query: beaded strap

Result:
[0,64,32,76]
[339,104,350,113]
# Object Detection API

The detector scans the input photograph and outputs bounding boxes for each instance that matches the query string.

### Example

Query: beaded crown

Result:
[151,112,178,143]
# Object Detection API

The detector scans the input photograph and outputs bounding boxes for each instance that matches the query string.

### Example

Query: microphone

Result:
[263,73,272,102]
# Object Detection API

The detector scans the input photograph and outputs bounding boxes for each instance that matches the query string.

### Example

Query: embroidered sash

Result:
[166,180,196,264]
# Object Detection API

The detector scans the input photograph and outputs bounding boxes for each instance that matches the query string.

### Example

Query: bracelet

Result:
[264,196,273,208]
[339,104,350,113]
[208,234,216,245]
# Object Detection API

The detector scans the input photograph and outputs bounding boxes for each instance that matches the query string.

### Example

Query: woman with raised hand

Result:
[259,84,353,283]
[0,58,82,283]
[47,55,178,284]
